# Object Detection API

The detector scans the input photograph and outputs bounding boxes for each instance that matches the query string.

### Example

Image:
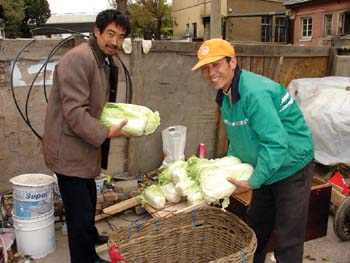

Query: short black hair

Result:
[95,9,131,36]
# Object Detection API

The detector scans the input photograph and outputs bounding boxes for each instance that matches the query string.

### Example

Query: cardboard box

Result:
[226,177,332,251]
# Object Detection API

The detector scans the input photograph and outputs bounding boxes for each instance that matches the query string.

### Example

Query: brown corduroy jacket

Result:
[42,37,111,179]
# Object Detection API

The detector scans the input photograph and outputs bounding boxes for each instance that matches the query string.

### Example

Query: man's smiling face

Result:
[200,57,236,92]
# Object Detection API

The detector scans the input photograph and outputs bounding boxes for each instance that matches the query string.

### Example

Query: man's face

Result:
[94,23,126,56]
[200,57,236,91]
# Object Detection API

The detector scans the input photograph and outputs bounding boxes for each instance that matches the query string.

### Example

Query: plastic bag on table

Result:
[161,125,187,168]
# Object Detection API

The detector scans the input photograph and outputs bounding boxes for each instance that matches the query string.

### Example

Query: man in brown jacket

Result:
[42,9,131,263]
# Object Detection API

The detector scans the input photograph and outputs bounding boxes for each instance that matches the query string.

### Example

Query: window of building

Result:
[323,14,332,37]
[301,17,312,38]
[261,15,272,42]
[192,22,197,38]
[185,23,190,36]
[275,16,286,43]
[338,11,350,35]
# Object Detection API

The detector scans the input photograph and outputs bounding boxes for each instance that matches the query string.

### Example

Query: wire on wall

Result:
[10,27,133,140]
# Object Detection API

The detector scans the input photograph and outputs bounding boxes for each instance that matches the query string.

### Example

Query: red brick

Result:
[114,180,138,193]
[103,191,119,202]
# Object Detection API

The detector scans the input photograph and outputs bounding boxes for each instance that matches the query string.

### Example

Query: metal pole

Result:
[210,0,222,39]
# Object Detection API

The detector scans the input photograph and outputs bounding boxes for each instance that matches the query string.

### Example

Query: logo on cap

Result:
[201,45,210,56]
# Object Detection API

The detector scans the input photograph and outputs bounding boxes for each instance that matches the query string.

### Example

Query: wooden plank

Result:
[263,57,278,80]
[250,57,264,75]
[331,188,346,208]
[149,42,330,58]
[144,200,207,218]
[278,57,328,87]
[103,196,141,215]
[238,56,251,71]
[273,56,284,83]
[329,181,347,207]
[234,44,329,57]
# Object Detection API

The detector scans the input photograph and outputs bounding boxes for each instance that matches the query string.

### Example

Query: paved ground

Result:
[27,209,350,263]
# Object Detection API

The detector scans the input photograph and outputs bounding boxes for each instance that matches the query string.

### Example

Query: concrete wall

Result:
[0,38,330,192]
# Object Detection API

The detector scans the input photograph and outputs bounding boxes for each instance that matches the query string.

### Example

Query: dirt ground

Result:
[26,209,350,263]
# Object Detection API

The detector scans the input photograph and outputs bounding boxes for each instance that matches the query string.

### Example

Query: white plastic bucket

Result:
[95,173,106,194]
[10,174,55,218]
[13,210,56,259]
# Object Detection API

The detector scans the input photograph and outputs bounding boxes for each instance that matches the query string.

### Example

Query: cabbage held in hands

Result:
[100,102,160,136]
[188,155,254,208]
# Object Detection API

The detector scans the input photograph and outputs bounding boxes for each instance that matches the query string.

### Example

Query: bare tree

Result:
[108,0,129,17]
[107,0,117,8]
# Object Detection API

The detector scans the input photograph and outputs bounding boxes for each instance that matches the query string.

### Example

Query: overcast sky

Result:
[47,0,111,14]
[47,0,172,14]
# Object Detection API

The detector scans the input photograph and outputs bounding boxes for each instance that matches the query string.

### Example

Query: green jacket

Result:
[217,68,314,188]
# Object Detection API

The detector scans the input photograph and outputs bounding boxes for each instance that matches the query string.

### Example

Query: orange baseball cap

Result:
[192,38,235,71]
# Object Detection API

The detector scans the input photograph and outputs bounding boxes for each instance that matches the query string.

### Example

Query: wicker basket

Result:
[108,206,257,263]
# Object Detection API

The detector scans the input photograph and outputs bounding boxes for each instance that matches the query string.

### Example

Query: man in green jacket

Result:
[192,39,314,263]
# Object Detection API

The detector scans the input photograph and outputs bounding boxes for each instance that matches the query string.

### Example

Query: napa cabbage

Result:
[160,182,181,203]
[157,160,188,185]
[141,185,166,210]
[100,102,160,136]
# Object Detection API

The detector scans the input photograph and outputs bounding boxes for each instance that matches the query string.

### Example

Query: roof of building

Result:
[283,0,334,8]
[46,13,97,24]
[32,13,97,35]
[284,0,311,5]
[284,0,331,7]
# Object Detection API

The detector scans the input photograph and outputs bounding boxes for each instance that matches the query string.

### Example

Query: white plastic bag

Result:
[161,125,187,167]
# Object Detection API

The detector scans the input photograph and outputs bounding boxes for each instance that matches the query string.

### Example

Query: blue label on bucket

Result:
[13,200,52,218]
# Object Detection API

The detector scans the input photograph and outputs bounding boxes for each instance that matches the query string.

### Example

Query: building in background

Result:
[225,0,288,43]
[172,0,289,43]
[284,0,350,47]
[172,0,227,41]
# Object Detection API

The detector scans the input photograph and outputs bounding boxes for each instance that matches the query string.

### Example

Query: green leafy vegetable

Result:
[141,185,166,209]
[187,155,253,208]
[100,102,160,136]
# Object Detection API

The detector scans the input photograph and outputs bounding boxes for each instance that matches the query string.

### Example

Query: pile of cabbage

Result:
[100,102,160,136]
[141,155,254,210]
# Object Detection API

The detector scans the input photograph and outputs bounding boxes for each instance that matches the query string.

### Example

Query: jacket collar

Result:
[88,36,107,67]
[216,65,242,107]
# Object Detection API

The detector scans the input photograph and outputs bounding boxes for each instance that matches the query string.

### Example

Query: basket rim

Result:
[108,206,257,263]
